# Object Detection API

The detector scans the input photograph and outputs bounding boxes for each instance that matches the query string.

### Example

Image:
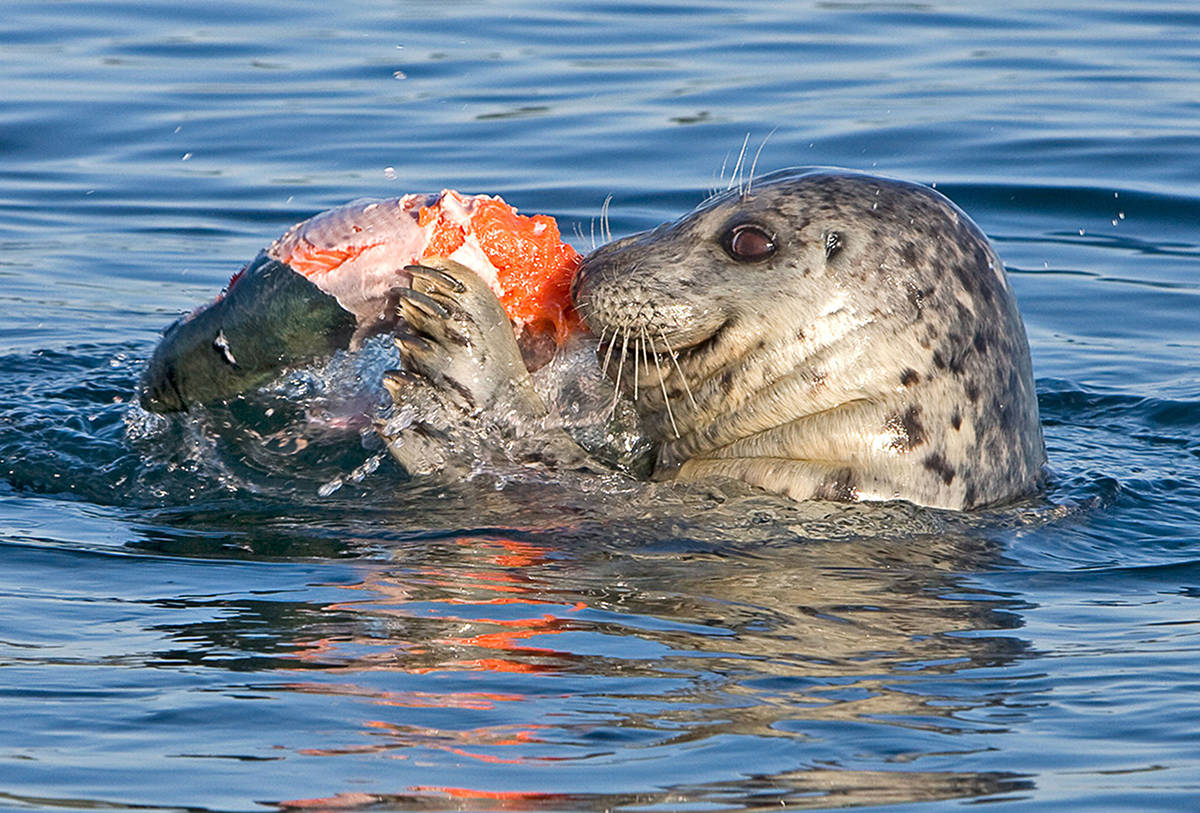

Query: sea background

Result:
[2,1,1199,811]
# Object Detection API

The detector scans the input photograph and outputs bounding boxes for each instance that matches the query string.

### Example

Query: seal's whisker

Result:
[600,195,613,245]
[713,150,734,199]
[645,326,680,438]
[632,330,641,402]
[594,323,609,358]
[658,326,698,409]
[744,128,776,199]
[729,133,751,194]
[600,325,619,379]
[607,327,630,419]
[640,327,652,398]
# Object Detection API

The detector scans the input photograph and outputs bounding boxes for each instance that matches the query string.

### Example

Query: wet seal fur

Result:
[384,168,1046,511]
[570,168,1046,510]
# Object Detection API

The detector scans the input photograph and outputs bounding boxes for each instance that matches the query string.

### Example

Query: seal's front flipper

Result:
[381,257,601,477]
[396,258,548,419]
[377,369,471,479]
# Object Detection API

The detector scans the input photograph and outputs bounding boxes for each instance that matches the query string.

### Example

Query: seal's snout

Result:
[571,232,637,301]
[574,221,727,355]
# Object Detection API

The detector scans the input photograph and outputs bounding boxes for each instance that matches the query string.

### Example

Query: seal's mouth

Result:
[589,319,729,441]
[597,319,725,367]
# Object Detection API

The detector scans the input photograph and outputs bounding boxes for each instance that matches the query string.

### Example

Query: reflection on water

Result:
[134,496,1043,809]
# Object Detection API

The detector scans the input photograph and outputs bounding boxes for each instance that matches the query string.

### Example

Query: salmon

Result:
[139,191,582,413]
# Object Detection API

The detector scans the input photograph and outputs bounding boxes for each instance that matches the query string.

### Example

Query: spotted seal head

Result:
[571,168,1046,510]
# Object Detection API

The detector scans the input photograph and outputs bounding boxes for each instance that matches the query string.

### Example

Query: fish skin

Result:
[138,252,357,413]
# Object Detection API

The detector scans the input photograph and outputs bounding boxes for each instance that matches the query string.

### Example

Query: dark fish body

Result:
[139,253,357,412]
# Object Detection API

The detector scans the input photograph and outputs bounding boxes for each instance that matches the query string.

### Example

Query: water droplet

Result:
[317,477,344,498]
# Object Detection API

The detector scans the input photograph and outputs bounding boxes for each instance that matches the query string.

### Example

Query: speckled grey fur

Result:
[572,168,1046,510]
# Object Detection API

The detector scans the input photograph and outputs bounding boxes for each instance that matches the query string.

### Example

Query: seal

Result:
[569,168,1046,510]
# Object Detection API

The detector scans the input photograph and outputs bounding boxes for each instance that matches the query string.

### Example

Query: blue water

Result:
[2,1,1199,810]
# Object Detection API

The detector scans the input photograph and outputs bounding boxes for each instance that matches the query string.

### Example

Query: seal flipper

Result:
[381,258,601,476]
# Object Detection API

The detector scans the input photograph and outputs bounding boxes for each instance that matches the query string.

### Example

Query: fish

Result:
[139,191,582,413]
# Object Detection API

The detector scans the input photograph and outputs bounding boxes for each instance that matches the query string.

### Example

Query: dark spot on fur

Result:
[973,330,988,354]
[886,405,926,452]
[951,409,962,431]
[795,326,806,341]
[900,368,920,387]
[923,452,956,486]
[937,333,969,375]
[949,351,965,375]
[719,369,738,393]
[965,381,980,403]
[953,261,977,298]
[971,245,997,305]
[815,467,858,501]
[997,394,1016,431]
[963,481,978,509]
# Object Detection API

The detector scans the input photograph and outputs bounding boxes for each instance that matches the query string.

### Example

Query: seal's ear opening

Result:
[721,223,777,262]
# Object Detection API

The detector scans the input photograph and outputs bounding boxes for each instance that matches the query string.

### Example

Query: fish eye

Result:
[722,223,776,262]
[212,331,239,368]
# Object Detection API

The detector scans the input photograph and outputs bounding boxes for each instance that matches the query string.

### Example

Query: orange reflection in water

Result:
[279,536,589,772]
[279,787,560,811]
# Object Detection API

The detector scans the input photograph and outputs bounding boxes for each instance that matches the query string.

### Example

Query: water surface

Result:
[2,1,1199,811]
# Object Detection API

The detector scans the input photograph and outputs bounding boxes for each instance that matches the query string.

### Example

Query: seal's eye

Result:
[722,223,776,262]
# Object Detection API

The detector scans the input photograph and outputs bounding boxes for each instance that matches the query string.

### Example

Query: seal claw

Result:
[404,262,468,294]
[395,288,450,320]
